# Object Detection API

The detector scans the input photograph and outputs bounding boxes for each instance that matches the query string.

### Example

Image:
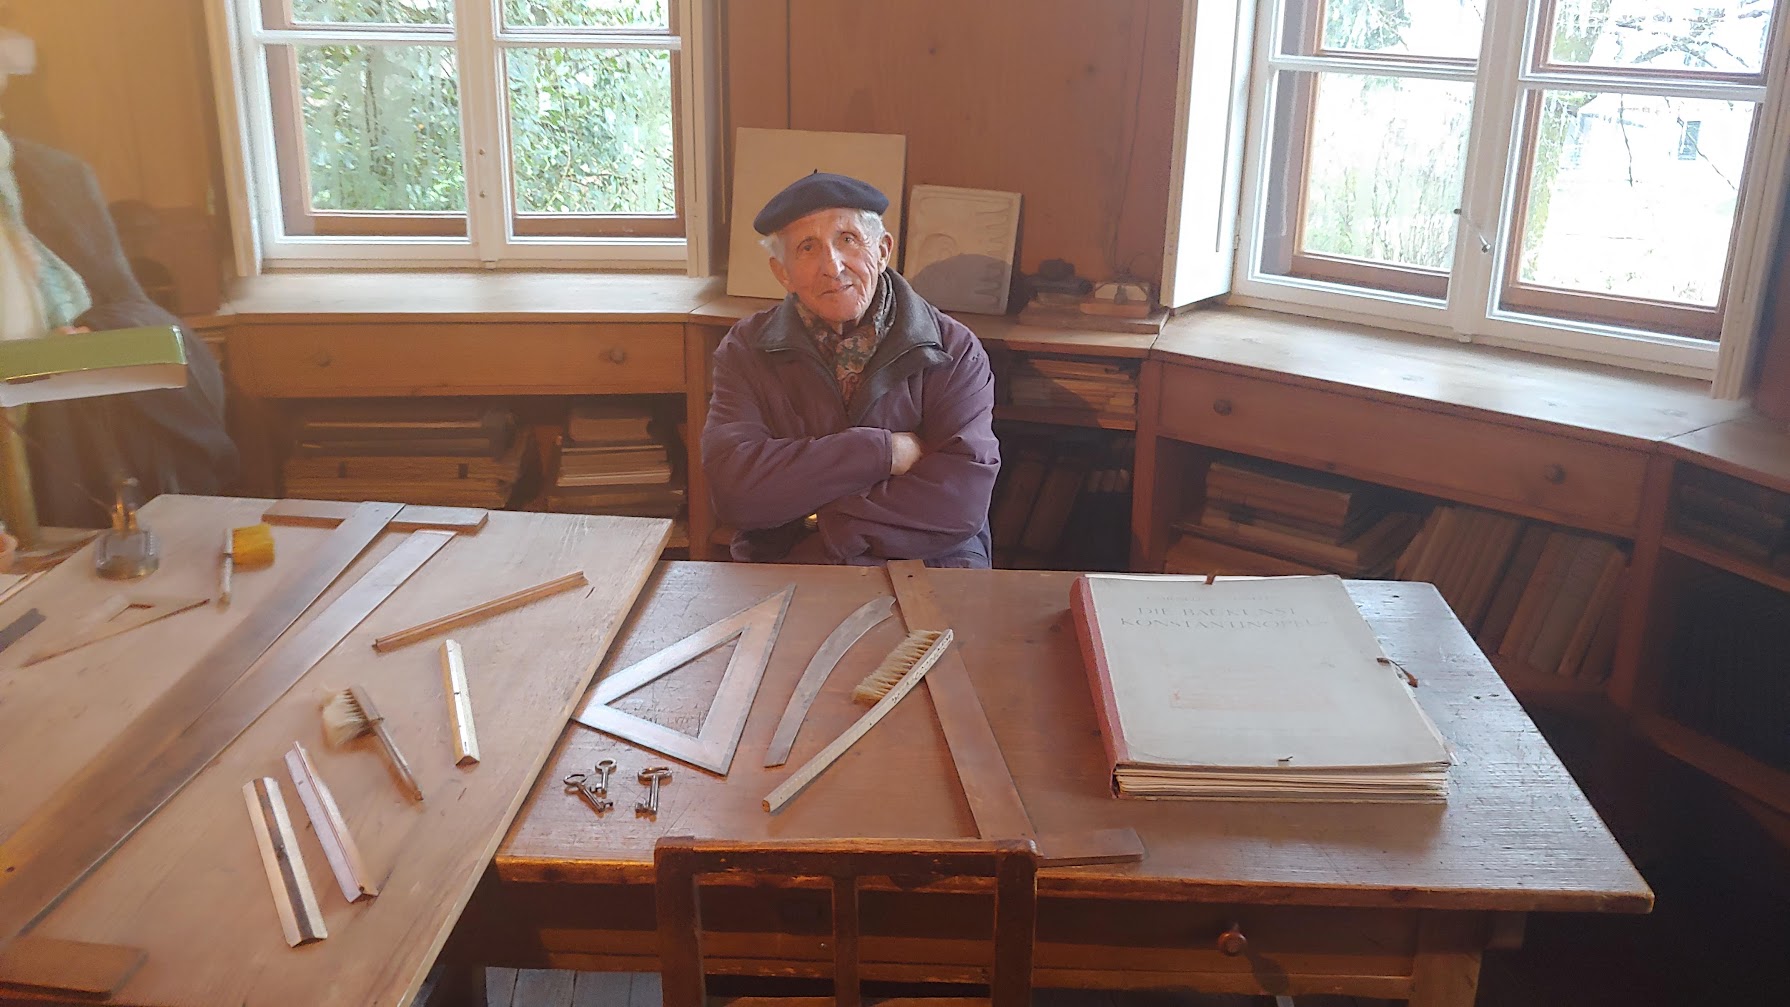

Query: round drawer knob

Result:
[1543,464,1566,485]
[607,347,628,364]
[1217,921,1248,957]
[1212,398,1233,416]
[311,349,332,368]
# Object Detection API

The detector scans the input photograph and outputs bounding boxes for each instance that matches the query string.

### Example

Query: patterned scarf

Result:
[792,270,895,406]
[0,131,90,337]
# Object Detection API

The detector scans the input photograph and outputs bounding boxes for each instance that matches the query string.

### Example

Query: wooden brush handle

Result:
[370,720,423,802]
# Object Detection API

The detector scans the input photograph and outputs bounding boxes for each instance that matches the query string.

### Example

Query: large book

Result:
[292,399,515,448]
[1162,535,1325,577]
[567,400,656,443]
[1181,508,1419,576]
[1205,459,1386,531]
[1069,574,1451,802]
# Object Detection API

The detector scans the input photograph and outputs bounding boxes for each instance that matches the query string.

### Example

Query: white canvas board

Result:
[902,185,1021,315]
[1083,574,1449,771]
[727,128,907,300]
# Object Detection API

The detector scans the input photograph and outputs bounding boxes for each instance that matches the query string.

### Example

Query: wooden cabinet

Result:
[1609,416,1790,821]
[1154,363,1652,537]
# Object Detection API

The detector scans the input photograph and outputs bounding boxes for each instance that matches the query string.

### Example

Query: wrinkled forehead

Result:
[779,207,877,242]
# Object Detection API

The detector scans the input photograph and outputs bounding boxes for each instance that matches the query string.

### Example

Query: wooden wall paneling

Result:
[0,0,220,212]
[782,1,1182,283]
[720,0,792,275]
[1750,193,1790,421]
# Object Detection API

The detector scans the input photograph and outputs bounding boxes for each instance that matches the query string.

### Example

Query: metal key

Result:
[563,758,617,814]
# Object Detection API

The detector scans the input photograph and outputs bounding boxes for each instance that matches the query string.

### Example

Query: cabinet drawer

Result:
[1156,364,1649,535]
[230,322,684,397]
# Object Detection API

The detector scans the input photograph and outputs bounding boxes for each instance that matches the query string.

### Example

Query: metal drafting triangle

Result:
[24,594,211,667]
[570,585,794,775]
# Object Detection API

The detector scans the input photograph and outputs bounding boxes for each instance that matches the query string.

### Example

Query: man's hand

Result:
[889,432,924,476]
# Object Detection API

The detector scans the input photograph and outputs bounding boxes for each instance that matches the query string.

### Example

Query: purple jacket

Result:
[702,271,1000,568]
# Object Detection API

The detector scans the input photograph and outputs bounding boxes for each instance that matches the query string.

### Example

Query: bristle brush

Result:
[764,628,954,813]
[322,685,424,802]
[852,629,949,704]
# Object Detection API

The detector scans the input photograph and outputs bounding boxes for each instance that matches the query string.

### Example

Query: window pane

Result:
[1316,0,1484,59]
[503,0,668,29]
[1299,73,1473,270]
[507,47,676,216]
[1549,0,1772,75]
[284,0,451,26]
[284,44,466,214]
[1513,91,1753,306]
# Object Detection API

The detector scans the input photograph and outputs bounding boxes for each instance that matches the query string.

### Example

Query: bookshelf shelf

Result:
[994,404,1137,431]
[1634,713,1790,818]
[1659,532,1790,595]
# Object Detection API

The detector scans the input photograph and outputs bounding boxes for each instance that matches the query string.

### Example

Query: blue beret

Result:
[753,172,889,235]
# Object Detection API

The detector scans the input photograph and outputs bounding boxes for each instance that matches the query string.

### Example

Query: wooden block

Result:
[0,935,146,996]
[263,499,489,533]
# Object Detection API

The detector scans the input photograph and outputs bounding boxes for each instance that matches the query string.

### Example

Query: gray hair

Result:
[759,208,887,263]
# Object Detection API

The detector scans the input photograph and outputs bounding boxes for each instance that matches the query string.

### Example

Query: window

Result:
[215,0,711,268]
[1218,0,1790,378]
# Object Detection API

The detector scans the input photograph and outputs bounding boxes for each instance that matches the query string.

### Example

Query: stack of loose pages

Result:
[1070,574,1451,802]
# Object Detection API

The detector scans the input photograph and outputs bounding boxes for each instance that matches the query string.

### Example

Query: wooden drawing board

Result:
[0,498,670,1006]
[573,586,795,775]
[726,128,907,300]
[903,184,1022,314]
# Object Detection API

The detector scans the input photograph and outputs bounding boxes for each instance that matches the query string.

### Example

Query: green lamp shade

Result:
[0,326,188,407]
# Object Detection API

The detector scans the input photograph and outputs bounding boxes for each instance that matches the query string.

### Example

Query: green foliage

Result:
[1323,0,1412,52]
[290,0,450,26]
[298,44,466,213]
[292,0,677,221]
[508,47,676,215]
[504,0,667,28]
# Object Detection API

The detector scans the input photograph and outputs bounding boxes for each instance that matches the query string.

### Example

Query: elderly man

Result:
[702,172,999,568]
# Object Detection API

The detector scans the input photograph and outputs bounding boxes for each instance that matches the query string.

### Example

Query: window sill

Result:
[221,271,724,324]
[1154,306,1750,449]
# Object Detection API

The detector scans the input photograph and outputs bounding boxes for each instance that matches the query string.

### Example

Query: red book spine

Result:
[1068,576,1128,793]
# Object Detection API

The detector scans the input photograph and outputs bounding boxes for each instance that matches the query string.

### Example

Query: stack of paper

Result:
[1070,574,1450,802]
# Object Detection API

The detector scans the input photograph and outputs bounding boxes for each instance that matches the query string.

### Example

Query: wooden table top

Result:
[0,496,668,1007]
[498,563,1652,915]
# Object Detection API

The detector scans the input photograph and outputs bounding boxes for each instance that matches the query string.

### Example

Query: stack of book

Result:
[546,400,684,520]
[990,431,1132,569]
[1671,466,1790,572]
[281,400,526,508]
[1003,357,1139,424]
[1071,574,1450,802]
[1396,506,1628,683]
[1170,458,1420,577]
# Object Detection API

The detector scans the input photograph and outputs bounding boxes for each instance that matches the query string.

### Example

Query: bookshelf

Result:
[1611,417,1790,818]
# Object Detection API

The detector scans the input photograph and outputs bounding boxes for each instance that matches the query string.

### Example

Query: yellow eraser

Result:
[230,523,276,569]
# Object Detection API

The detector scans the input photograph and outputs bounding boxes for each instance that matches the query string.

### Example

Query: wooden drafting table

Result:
[473,561,1652,1006]
[0,496,668,1006]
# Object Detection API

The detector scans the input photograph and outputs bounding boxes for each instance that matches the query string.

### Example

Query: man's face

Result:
[768,208,894,328]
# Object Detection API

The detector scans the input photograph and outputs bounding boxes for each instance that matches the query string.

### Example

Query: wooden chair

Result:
[653,836,1039,1007]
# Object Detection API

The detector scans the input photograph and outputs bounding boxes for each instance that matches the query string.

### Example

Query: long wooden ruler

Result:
[885,561,1144,868]
[0,503,410,940]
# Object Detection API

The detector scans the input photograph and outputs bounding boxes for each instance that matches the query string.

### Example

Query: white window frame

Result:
[204,0,717,275]
[1203,0,1790,388]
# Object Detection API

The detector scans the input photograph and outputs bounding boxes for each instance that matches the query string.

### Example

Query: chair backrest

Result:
[653,836,1039,1007]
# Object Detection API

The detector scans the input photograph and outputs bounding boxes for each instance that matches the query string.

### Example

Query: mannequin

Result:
[0,26,238,526]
